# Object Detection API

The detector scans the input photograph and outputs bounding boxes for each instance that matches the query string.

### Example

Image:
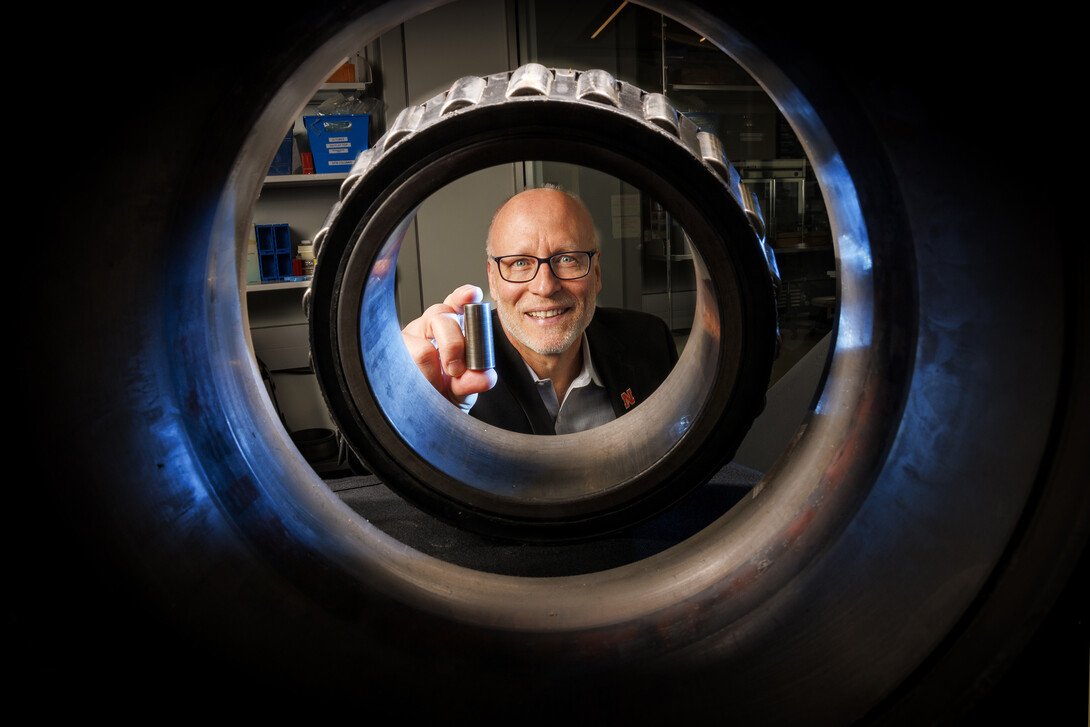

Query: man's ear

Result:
[486,258,498,301]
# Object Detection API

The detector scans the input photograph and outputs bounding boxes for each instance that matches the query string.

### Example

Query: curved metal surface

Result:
[306,65,779,539]
[28,1,1086,723]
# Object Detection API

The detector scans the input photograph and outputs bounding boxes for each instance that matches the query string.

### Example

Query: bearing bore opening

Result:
[358,168,723,505]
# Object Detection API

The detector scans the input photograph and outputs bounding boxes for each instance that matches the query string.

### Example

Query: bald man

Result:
[401,186,677,434]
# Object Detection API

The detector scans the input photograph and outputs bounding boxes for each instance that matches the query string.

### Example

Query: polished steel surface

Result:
[461,302,494,371]
[642,92,680,134]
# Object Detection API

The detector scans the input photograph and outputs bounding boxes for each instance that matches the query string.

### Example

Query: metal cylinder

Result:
[463,302,494,370]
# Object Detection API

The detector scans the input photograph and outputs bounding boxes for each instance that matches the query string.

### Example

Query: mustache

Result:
[516,294,579,313]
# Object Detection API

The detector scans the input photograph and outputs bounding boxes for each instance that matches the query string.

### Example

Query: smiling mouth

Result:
[526,308,570,319]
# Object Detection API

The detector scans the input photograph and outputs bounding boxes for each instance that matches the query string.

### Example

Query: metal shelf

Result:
[246,280,310,293]
[262,172,349,187]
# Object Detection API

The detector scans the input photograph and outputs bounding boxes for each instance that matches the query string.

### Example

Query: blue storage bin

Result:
[255,224,293,281]
[304,114,369,173]
[267,129,294,176]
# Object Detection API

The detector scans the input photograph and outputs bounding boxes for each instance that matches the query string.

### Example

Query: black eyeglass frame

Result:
[488,250,599,282]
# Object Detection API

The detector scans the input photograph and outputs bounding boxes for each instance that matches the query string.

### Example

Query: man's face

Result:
[486,189,602,360]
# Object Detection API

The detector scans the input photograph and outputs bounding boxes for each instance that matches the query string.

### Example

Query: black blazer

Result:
[470,307,679,434]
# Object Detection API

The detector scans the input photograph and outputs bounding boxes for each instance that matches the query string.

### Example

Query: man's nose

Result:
[529,260,562,296]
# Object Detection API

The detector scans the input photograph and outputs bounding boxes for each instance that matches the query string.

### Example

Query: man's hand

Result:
[401,284,498,411]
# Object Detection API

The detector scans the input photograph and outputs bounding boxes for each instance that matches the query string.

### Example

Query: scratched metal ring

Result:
[306,64,780,541]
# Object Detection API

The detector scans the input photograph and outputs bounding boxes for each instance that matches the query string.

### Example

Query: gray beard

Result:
[497,301,593,356]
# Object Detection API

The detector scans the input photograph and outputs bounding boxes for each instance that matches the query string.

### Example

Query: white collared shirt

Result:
[525,334,615,434]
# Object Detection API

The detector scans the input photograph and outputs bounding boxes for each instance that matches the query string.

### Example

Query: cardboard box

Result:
[326,62,356,83]
[304,114,369,174]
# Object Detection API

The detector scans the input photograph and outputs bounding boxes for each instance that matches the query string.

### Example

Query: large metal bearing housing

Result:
[306,64,779,541]
[34,1,1086,723]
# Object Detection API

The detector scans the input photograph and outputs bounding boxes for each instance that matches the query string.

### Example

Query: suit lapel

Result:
[586,314,642,418]
[489,310,555,434]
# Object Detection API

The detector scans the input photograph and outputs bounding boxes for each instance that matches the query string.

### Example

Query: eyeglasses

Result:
[489,250,598,282]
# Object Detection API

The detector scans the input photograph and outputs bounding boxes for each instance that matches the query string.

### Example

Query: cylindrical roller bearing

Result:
[306,64,780,541]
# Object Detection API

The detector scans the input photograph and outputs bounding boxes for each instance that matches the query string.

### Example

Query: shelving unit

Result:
[246,172,349,291]
[244,54,381,436]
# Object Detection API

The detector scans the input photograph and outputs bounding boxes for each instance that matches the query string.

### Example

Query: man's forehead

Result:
[488,190,594,254]
[493,215,585,250]
[493,227,580,252]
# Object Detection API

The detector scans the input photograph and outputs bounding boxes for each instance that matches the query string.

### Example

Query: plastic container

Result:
[298,240,315,277]
[254,223,293,281]
[304,114,369,173]
[267,128,294,176]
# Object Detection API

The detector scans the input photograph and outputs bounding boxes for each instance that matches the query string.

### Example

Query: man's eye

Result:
[509,258,532,268]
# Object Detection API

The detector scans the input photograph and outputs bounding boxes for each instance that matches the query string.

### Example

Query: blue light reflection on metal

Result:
[759,78,869,354]
[810,152,872,417]
[152,408,217,509]
[824,152,871,353]
[835,232,872,351]
[670,415,693,439]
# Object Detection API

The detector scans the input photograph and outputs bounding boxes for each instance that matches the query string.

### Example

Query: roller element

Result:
[462,302,495,371]
[697,131,733,183]
[442,75,487,115]
[313,200,341,257]
[384,104,426,148]
[740,183,766,240]
[575,69,619,107]
[340,150,372,199]
[643,93,679,135]
[302,199,345,319]
[507,62,552,97]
